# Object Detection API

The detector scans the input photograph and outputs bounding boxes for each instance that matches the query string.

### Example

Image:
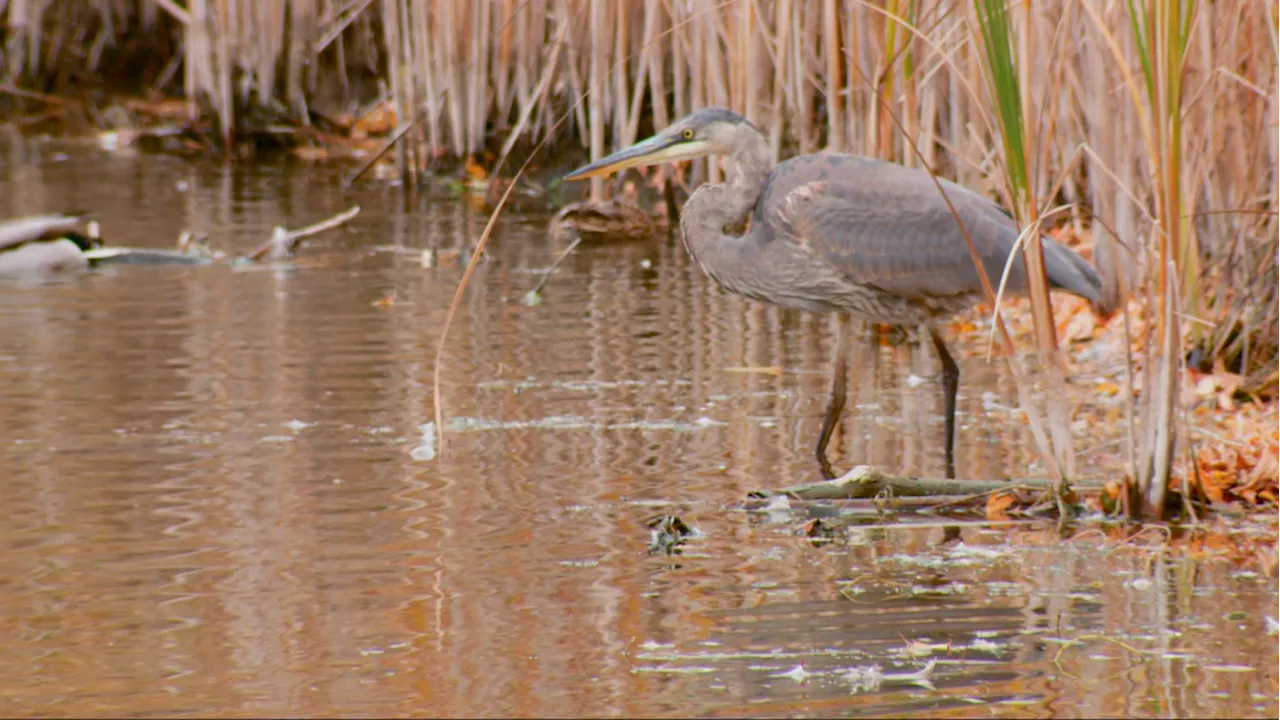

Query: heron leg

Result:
[815,315,852,480]
[926,325,959,480]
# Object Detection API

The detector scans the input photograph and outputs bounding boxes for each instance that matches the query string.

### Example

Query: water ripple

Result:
[0,152,1272,718]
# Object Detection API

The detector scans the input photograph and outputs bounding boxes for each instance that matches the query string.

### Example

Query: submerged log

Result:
[758,465,1105,501]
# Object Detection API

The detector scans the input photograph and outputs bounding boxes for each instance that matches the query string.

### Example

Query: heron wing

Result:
[0,214,86,252]
[764,156,1034,303]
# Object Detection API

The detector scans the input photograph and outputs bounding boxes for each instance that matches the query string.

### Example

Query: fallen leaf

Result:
[986,492,1017,521]
[464,155,488,182]
[1097,382,1121,397]
[352,101,396,137]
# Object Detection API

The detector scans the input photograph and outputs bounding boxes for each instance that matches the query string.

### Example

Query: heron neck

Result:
[725,125,772,225]
[684,126,771,234]
[679,128,771,290]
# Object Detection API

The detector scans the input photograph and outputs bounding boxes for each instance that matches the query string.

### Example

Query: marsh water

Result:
[0,136,1275,718]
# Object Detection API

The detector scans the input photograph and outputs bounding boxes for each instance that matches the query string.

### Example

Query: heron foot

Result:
[817,454,838,482]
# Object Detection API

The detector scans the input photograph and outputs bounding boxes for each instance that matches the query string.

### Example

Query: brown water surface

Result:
[0,138,1275,718]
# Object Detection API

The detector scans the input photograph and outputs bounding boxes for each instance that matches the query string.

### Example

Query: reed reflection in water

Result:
[0,142,1273,718]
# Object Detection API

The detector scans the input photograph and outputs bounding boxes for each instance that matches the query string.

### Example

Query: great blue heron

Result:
[564,108,1112,480]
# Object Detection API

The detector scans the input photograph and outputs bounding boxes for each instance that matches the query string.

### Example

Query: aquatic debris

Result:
[447,415,590,432]
[756,495,794,526]
[879,542,1015,571]
[772,665,814,682]
[521,288,543,307]
[1125,577,1155,591]
[631,665,717,675]
[947,542,1013,562]
[647,515,693,555]
[409,422,437,461]
[476,377,691,393]
[844,659,936,693]
[246,204,361,261]
[723,365,783,376]
[524,199,660,302]
[1050,631,1185,670]
[984,487,1056,519]
[803,517,842,542]
[522,236,584,302]
[421,246,484,268]
[444,415,726,434]
[81,206,361,270]
[899,640,946,658]
[964,637,1006,654]
[761,464,1085,501]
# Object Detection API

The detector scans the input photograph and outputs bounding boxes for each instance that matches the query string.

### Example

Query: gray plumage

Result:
[565,108,1111,480]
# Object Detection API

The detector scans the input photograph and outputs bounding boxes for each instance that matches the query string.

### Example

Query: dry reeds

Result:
[2,0,1275,517]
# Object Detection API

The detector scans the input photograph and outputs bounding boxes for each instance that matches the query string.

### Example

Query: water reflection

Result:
[0,138,1274,718]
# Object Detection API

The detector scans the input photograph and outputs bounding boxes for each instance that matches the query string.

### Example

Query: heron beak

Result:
[564,134,711,181]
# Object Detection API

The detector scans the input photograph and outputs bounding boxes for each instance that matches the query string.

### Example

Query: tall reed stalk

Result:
[972,0,1077,493]
[1127,0,1195,518]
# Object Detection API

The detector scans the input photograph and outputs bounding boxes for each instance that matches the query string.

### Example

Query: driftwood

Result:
[247,205,361,261]
[758,465,1106,502]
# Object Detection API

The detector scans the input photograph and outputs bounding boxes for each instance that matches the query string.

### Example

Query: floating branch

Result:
[247,205,362,261]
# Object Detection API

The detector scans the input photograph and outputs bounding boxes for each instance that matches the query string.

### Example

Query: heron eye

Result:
[681,128,695,140]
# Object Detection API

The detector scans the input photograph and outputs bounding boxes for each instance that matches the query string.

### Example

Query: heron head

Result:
[564,108,748,181]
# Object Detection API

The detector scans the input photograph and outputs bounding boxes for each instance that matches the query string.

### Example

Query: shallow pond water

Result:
[0,137,1275,718]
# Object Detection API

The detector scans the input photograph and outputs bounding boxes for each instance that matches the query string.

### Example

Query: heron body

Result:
[0,213,99,275]
[565,108,1111,479]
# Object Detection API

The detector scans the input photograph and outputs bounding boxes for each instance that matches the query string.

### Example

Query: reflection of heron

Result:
[565,108,1112,480]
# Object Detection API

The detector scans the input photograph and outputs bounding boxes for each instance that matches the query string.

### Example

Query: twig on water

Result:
[431,8,575,455]
[1051,633,1168,683]
[432,164,528,452]
[523,234,584,303]
[246,204,361,261]
[0,83,83,108]
[342,120,417,188]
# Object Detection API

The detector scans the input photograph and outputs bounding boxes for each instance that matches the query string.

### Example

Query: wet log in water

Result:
[758,465,1106,502]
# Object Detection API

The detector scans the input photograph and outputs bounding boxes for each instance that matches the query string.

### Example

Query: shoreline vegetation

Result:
[1,0,1275,521]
